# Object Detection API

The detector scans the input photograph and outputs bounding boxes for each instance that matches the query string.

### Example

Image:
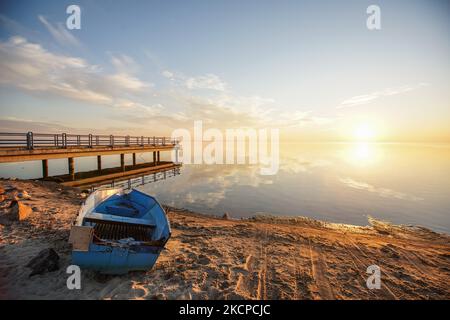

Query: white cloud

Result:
[161,70,228,91]
[113,100,163,114]
[110,54,139,74]
[38,15,81,47]
[275,111,335,128]
[108,54,150,90]
[0,36,261,129]
[337,83,429,109]
[108,73,151,90]
[0,31,332,132]
[0,117,88,133]
[185,74,227,91]
[0,36,156,112]
[139,68,306,129]
[162,70,174,79]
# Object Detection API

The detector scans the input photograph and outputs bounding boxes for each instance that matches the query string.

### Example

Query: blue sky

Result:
[0,0,449,141]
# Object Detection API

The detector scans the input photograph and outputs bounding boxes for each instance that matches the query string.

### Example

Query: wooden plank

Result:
[69,226,94,251]
[0,145,176,163]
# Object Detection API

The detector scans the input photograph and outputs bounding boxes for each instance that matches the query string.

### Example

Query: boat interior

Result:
[94,192,157,218]
[91,220,155,242]
[84,191,163,244]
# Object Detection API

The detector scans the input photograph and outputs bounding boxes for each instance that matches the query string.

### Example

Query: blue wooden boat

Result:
[69,188,171,274]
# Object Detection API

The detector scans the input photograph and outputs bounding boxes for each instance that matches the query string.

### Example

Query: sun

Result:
[353,123,376,141]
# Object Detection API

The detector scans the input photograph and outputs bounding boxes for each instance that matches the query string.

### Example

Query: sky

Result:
[0,0,449,142]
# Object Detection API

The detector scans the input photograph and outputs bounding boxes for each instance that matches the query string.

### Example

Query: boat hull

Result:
[72,243,163,274]
[70,188,170,274]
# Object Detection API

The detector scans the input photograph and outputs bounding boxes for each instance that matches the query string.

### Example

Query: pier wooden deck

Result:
[0,132,180,180]
[0,144,177,162]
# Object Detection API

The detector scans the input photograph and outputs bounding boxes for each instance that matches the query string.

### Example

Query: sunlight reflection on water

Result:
[0,143,449,233]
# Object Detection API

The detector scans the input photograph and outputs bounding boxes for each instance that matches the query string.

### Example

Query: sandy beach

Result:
[0,179,449,300]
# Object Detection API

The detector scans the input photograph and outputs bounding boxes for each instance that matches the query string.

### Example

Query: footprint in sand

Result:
[197,254,211,265]
[129,282,149,299]
[231,266,249,275]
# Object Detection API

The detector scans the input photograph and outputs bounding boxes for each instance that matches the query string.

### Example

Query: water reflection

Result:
[140,143,450,233]
[338,177,424,202]
[91,167,181,191]
[1,143,449,233]
[342,142,383,167]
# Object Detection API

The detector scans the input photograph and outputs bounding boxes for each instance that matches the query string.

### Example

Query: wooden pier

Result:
[0,132,180,181]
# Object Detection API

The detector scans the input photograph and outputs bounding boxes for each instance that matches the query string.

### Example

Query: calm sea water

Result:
[1,143,449,233]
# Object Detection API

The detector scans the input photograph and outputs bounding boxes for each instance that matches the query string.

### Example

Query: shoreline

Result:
[1,179,449,299]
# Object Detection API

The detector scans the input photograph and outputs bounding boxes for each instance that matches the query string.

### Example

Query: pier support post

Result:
[42,159,48,179]
[97,155,102,171]
[153,152,156,165]
[120,154,125,171]
[132,153,136,166]
[157,151,160,164]
[68,157,75,180]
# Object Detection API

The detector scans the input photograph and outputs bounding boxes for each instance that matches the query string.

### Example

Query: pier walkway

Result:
[0,132,180,180]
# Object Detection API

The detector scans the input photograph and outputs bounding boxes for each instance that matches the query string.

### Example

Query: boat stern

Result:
[71,243,163,275]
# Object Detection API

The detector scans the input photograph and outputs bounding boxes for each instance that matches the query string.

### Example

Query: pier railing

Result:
[0,132,179,149]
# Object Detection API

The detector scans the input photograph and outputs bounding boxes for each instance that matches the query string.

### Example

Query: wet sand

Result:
[0,179,449,299]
